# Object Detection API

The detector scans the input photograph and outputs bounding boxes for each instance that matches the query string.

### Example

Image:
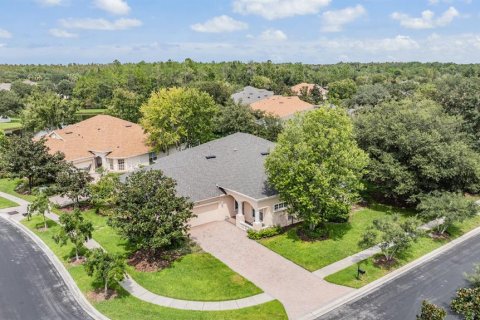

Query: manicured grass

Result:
[127,253,262,301]
[75,109,107,115]
[0,118,22,132]
[0,178,36,202]
[22,215,287,320]
[325,214,480,288]
[0,196,18,209]
[81,209,263,301]
[259,204,414,271]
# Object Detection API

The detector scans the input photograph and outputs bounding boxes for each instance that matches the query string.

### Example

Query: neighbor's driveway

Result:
[190,222,354,319]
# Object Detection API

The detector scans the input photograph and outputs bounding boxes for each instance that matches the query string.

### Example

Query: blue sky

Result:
[0,0,479,64]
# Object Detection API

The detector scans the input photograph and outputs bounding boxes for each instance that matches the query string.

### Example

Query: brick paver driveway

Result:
[190,222,354,319]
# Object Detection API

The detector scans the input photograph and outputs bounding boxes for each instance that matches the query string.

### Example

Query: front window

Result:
[118,159,125,171]
[108,159,114,170]
[273,202,287,212]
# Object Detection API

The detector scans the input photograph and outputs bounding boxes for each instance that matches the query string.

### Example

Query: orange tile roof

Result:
[291,83,316,94]
[250,95,314,119]
[43,115,151,161]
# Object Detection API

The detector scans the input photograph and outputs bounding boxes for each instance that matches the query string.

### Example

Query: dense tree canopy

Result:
[140,87,219,152]
[109,170,194,255]
[355,99,480,204]
[265,107,369,230]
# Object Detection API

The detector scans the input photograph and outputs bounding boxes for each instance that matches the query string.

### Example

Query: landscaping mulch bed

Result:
[429,231,450,240]
[127,250,184,272]
[296,228,329,242]
[87,289,118,302]
[373,256,398,269]
[69,256,86,266]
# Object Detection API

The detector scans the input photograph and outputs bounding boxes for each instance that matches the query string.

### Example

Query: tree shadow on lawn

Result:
[285,222,353,242]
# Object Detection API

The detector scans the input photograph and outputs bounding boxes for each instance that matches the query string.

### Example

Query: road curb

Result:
[299,225,480,320]
[0,214,110,320]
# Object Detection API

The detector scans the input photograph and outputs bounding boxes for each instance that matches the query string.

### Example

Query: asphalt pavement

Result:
[317,233,480,320]
[0,218,93,320]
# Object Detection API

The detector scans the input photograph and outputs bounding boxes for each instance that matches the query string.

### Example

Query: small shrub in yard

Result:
[247,226,282,240]
[451,287,480,319]
[417,300,446,320]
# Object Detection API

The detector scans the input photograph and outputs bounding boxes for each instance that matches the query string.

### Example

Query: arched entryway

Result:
[95,156,103,169]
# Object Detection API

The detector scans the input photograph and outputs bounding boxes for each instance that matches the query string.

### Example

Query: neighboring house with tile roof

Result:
[43,115,156,173]
[0,83,12,91]
[231,86,274,105]
[250,95,315,119]
[291,83,328,99]
[124,132,295,231]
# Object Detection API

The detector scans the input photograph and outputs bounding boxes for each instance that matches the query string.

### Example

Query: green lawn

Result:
[259,204,414,271]
[0,118,22,132]
[0,178,36,202]
[0,196,18,209]
[81,210,263,301]
[22,216,287,320]
[325,214,480,288]
[75,109,107,115]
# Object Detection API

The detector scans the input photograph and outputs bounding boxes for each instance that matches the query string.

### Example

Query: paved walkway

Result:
[190,221,354,320]
[0,191,274,312]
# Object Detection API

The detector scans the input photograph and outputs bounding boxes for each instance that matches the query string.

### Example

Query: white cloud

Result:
[391,6,459,29]
[59,18,142,30]
[259,29,287,41]
[93,0,130,15]
[0,29,12,39]
[36,0,63,6]
[233,0,331,20]
[321,5,366,32]
[191,15,248,33]
[49,28,78,38]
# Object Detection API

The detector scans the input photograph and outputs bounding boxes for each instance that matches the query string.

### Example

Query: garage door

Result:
[190,202,227,227]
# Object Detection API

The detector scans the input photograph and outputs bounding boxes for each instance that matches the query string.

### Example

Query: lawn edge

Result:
[299,224,480,320]
[0,214,109,320]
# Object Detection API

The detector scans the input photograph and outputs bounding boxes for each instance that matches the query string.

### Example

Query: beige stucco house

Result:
[43,115,156,173]
[128,133,294,231]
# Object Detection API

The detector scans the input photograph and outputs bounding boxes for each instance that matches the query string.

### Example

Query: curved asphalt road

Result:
[317,233,480,320]
[0,218,93,320]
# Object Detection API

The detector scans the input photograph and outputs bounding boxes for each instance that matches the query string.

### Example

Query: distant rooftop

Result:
[250,95,315,119]
[126,133,276,202]
[231,86,274,105]
[291,83,328,96]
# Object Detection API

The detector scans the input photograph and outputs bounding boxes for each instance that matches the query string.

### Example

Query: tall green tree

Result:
[53,209,93,261]
[107,88,142,123]
[327,79,357,104]
[214,102,257,137]
[141,87,219,152]
[417,192,478,235]
[0,135,65,191]
[355,99,480,204]
[0,91,23,116]
[84,248,125,296]
[265,108,369,231]
[109,170,194,255]
[21,91,77,132]
[89,173,120,214]
[55,165,93,208]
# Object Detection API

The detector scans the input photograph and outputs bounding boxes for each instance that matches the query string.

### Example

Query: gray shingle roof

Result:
[127,133,276,202]
[231,86,274,105]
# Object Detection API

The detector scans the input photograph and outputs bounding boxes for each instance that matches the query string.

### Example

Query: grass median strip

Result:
[21,215,287,320]
[324,214,480,288]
